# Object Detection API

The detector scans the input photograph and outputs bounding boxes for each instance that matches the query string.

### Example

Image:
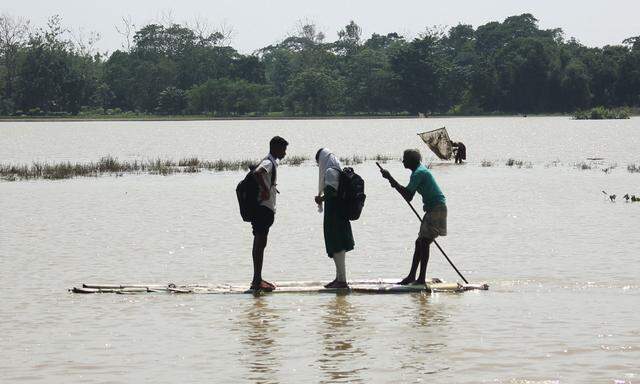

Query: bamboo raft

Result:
[69,278,489,295]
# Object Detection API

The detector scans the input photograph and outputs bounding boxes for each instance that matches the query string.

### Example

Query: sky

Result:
[2,0,639,54]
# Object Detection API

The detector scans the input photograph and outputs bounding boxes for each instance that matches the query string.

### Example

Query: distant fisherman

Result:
[380,149,447,285]
[250,136,288,291]
[315,148,355,289]
[452,142,466,164]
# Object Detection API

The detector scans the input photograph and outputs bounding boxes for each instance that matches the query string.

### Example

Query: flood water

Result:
[1,117,639,383]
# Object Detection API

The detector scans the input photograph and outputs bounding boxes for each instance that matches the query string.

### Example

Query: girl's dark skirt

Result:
[323,186,355,257]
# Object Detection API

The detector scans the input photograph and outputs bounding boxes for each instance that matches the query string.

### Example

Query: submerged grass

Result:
[0,155,260,181]
[10,154,636,182]
[575,161,592,170]
[339,154,395,166]
[281,155,308,166]
[505,158,533,168]
[340,155,364,165]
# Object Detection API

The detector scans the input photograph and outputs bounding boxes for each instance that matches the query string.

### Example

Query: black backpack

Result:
[236,159,276,222]
[337,167,366,220]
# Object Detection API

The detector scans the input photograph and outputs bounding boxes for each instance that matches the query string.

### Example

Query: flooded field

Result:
[1,117,639,383]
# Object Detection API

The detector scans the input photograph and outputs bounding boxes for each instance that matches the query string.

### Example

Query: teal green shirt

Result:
[406,164,446,211]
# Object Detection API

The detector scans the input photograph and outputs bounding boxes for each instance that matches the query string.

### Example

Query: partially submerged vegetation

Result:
[280,155,308,166]
[3,155,638,182]
[340,154,395,166]
[0,156,257,181]
[505,158,533,168]
[574,161,593,170]
[574,107,631,120]
[0,154,385,181]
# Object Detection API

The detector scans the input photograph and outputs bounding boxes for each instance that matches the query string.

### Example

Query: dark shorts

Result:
[251,205,275,236]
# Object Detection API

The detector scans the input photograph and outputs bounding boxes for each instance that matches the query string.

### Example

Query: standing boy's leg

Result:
[250,206,275,290]
[252,234,267,286]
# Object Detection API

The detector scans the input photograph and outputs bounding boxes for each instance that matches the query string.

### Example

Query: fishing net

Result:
[417,128,453,160]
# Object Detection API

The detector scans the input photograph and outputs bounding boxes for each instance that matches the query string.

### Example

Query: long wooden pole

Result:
[376,162,469,284]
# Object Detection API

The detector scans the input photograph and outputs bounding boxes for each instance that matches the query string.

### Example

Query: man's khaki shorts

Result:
[418,204,447,239]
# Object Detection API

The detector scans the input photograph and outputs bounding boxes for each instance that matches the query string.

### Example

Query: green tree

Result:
[187,78,270,115]
[284,69,344,115]
[390,32,451,114]
[15,16,99,114]
[157,86,186,114]
[561,59,591,111]
[0,13,29,114]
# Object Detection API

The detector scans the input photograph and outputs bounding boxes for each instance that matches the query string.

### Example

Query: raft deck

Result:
[70,278,489,295]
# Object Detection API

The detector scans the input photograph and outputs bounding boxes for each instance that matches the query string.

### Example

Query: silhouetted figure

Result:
[250,136,288,291]
[380,149,447,285]
[452,142,466,164]
[315,148,354,289]
[602,190,616,202]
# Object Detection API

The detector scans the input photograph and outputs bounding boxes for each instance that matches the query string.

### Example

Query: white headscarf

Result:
[317,148,341,195]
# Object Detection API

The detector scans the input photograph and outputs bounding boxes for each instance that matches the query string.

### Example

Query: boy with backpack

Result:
[245,136,288,291]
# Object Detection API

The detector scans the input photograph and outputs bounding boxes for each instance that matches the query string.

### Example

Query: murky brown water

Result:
[1,117,639,383]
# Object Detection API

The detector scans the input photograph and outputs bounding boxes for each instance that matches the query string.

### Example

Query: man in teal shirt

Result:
[380,149,447,285]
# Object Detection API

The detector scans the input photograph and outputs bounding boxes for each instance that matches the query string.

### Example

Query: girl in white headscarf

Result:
[315,148,354,289]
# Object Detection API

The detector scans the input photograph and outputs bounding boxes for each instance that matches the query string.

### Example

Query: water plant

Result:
[148,158,177,175]
[481,160,494,167]
[506,159,533,169]
[281,155,308,166]
[575,162,592,170]
[178,157,200,167]
[370,154,395,164]
[340,155,364,166]
[628,163,640,173]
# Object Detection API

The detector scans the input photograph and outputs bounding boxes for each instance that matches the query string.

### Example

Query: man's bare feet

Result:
[324,279,337,289]
[250,281,274,292]
[262,279,276,289]
[324,280,349,289]
[397,276,416,285]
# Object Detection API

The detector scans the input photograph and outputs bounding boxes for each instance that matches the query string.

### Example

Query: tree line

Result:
[0,13,638,117]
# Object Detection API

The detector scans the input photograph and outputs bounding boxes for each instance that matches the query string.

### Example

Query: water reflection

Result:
[412,292,447,329]
[238,297,281,384]
[317,293,366,384]
[400,293,450,375]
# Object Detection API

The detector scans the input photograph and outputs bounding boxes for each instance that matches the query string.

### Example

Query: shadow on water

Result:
[238,296,281,384]
[317,293,367,384]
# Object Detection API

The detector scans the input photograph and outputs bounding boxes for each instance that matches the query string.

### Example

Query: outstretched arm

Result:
[379,168,415,202]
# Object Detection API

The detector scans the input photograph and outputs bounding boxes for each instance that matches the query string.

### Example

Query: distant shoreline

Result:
[0,113,580,122]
